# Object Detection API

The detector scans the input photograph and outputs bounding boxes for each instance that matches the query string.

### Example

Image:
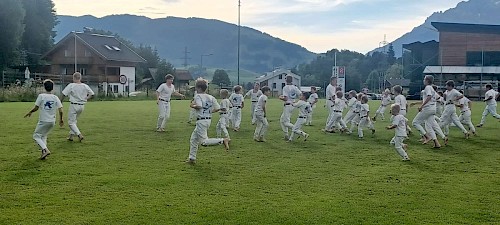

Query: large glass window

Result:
[467,51,500,66]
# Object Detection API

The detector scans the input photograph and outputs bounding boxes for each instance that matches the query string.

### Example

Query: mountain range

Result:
[54,15,316,73]
[372,0,500,56]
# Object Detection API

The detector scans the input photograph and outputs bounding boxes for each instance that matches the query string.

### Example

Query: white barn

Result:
[255,69,301,96]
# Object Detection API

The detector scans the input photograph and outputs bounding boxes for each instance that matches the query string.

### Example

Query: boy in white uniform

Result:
[325,91,347,132]
[324,77,337,129]
[244,83,263,125]
[216,89,232,139]
[306,86,319,126]
[457,91,476,135]
[288,93,311,142]
[348,93,363,134]
[254,86,271,142]
[393,85,411,134]
[436,91,445,120]
[186,78,230,165]
[373,89,392,121]
[477,84,500,127]
[229,85,244,131]
[279,75,302,140]
[411,75,442,148]
[343,90,358,126]
[61,72,94,141]
[156,74,185,132]
[358,95,375,138]
[386,104,410,161]
[24,80,64,160]
[440,80,469,138]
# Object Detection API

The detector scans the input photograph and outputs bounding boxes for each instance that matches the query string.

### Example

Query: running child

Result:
[216,89,232,139]
[61,72,94,141]
[229,85,244,131]
[244,83,263,124]
[288,92,311,142]
[306,86,319,126]
[386,104,410,161]
[24,79,64,160]
[477,84,500,127]
[254,86,271,142]
[358,95,375,138]
[373,89,392,121]
[186,78,230,165]
[457,91,476,136]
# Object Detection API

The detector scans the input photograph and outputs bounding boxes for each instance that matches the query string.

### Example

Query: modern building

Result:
[255,69,301,96]
[404,22,500,98]
[41,31,146,95]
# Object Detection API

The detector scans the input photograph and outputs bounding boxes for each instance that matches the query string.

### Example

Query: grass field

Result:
[0,99,499,224]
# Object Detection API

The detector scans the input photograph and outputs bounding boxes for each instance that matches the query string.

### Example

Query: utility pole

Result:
[181,46,191,68]
[237,0,241,85]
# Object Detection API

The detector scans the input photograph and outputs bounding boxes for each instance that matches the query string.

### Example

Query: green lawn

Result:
[0,99,499,224]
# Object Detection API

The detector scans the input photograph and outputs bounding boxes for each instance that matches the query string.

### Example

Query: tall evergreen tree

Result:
[20,0,57,65]
[0,0,25,70]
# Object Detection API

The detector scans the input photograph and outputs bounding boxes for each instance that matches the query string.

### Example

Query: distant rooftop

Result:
[431,22,500,35]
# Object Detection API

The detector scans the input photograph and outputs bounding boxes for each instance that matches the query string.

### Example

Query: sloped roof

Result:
[386,78,411,87]
[174,69,193,81]
[255,69,301,82]
[42,32,146,63]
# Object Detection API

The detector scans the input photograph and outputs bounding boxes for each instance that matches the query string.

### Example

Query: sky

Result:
[52,0,465,53]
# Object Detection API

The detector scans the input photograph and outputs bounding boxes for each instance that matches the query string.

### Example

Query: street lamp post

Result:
[237,0,241,85]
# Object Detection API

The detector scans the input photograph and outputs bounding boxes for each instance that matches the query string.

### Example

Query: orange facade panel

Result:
[440,31,500,66]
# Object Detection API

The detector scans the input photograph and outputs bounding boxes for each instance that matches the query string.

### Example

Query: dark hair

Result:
[437,91,443,96]
[424,75,434,84]
[43,79,54,92]
[165,74,174,80]
[303,92,311,100]
[234,85,242,92]
[311,86,317,91]
[393,85,402,94]
[286,75,293,83]
[459,90,464,94]
[195,78,208,92]
[261,86,270,93]
[486,84,493,89]
[446,80,455,88]
[432,85,438,91]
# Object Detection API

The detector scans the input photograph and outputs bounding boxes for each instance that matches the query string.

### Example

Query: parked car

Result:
[366,93,382,100]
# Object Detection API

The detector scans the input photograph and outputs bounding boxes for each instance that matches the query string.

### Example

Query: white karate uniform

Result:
[390,115,409,160]
[440,89,468,135]
[156,83,175,129]
[358,103,374,138]
[62,83,94,136]
[32,93,63,150]
[375,94,392,120]
[412,85,440,139]
[458,97,475,133]
[229,93,244,129]
[188,94,225,161]
[343,97,357,124]
[349,100,362,133]
[245,89,263,124]
[216,98,231,138]
[394,94,411,133]
[326,98,347,130]
[436,96,445,118]
[280,84,302,137]
[289,100,311,141]
[254,95,269,139]
[479,89,500,125]
[306,93,319,125]
[324,84,336,127]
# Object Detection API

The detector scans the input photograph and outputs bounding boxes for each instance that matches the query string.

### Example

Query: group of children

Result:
[25,73,500,164]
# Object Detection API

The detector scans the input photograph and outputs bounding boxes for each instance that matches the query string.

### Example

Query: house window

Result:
[272,83,277,89]
[85,50,91,57]
[60,67,67,75]
[79,68,87,76]
[64,50,70,57]
[282,83,286,89]
[278,74,283,80]
[113,85,119,93]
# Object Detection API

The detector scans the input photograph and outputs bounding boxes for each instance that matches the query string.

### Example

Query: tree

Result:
[385,63,403,79]
[20,0,57,65]
[212,69,231,87]
[155,59,175,88]
[0,0,25,70]
[366,70,380,92]
[387,43,396,65]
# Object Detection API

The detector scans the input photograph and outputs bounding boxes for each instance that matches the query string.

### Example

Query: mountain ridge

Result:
[54,14,317,73]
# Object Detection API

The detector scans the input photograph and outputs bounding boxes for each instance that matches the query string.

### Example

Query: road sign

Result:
[332,66,346,91]
[119,75,128,84]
